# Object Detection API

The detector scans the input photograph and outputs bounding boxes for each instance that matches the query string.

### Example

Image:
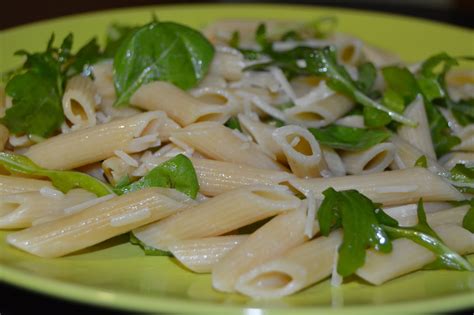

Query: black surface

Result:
[1,1,473,314]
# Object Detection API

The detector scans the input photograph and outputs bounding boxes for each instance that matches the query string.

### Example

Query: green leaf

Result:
[382,66,419,104]
[382,88,406,113]
[449,164,474,194]
[309,124,391,151]
[363,106,391,128]
[417,75,445,102]
[306,16,338,38]
[255,23,270,51]
[449,99,474,126]
[224,116,242,131]
[421,52,458,78]
[305,48,416,126]
[356,62,377,94]
[0,152,113,197]
[114,154,199,199]
[229,31,240,48]
[113,22,215,106]
[129,232,172,256]
[415,155,428,168]
[103,23,140,58]
[462,199,474,233]
[280,30,301,41]
[66,38,101,77]
[318,188,392,277]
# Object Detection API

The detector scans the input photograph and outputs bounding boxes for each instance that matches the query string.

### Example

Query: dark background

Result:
[1,1,473,314]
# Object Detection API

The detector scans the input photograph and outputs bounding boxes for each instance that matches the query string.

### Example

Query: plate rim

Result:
[1,3,473,314]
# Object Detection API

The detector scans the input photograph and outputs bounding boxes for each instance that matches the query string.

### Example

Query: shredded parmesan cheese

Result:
[114,150,139,167]
[39,187,64,199]
[64,194,115,215]
[374,185,419,193]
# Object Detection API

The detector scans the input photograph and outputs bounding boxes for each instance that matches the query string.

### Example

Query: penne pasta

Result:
[170,121,285,170]
[25,111,177,170]
[7,188,188,257]
[62,76,98,130]
[290,167,464,206]
[133,185,301,250]
[209,50,245,81]
[102,156,137,186]
[454,125,474,152]
[284,94,354,128]
[397,96,436,159]
[439,152,474,169]
[235,230,342,298]
[321,146,346,177]
[272,125,327,178]
[0,175,53,195]
[168,235,248,273]
[130,81,233,126]
[341,142,396,175]
[0,188,96,229]
[212,207,309,292]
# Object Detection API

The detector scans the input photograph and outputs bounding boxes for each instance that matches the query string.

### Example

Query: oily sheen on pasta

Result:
[0,17,473,300]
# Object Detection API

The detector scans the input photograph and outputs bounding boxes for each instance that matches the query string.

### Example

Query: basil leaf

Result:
[129,231,172,256]
[309,124,391,151]
[0,152,113,197]
[318,188,392,277]
[114,154,199,199]
[462,199,474,233]
[415,155,428,168]
[113,21,215,106]
[224,117,242,131]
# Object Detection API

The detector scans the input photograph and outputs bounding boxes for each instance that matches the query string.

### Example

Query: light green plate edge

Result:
[0,4,473,314]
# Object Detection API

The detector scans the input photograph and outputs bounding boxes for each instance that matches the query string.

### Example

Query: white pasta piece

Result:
[293,80,334,106]
[7,188,188,257]
[237,91,287,121]
[446,69,474,101]
[390,135,447,175]
[361,44,400,67]
[356,224,473,285]
[63,194,116,215]
[289,167,464,206]
[335,36,364,65]
[0,175,53,195]
[384,205,468,227]
[135,154,294,196]
[272,125,327,178]
[170,122,285,170]
[321,146,346,177]
[238,114,284,161]
[284,94,354,128]
[230,72,281,94]
[212,207,309,293]
[168,235,248,273]
[335,115,365,128]
[209,50,245,81]
[439,108,462,134]
[9,134,32,147]
[130,81,233,126]
[439,152,474,169]
[269,67,297,101]
[0,189,96,229]
[114,150,139,167]
[341,142,396,175]
[196,73,227,89]
[62,76,97,129]
[0,123,8,151]
[102,156,136,186]
[454,125,474,152]
[398,96,436,159]
[191,86,239,113]
[235,230,342,298]
[133,185,301,251]
[25,111,174,170]
[91,62,115,100]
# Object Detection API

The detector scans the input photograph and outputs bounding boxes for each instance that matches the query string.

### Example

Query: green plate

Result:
[0,4,473,314]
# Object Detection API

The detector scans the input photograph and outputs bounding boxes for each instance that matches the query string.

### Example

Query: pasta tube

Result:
[7,188,188,257]
[290,167,463,206]
[133,185,301,250]
[62,76,97,129]
[341,142,396,175]
[0,175,53,195]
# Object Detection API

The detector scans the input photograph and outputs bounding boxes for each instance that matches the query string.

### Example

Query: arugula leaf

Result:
[450,99,474,126]
[415,155,428,168]
[449,164,474,194]
[66,38,101,77]
[1,35,69,137]
[318,188,392,277]
[382,66,419,104]
[462,199,474,233]
[0,152,113,197]
[114,154,199,199]
[305,16,338,39]
[113,21,215,106]
[129,231,172,256]
[224,117,242,131]
[309,124,391,151]
[304,47,416,126]
[280,30,301,41]
[356,62,377,94]
[229,31,240,48]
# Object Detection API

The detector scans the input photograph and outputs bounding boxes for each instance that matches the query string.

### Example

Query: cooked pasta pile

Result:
[0,18,473,298]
